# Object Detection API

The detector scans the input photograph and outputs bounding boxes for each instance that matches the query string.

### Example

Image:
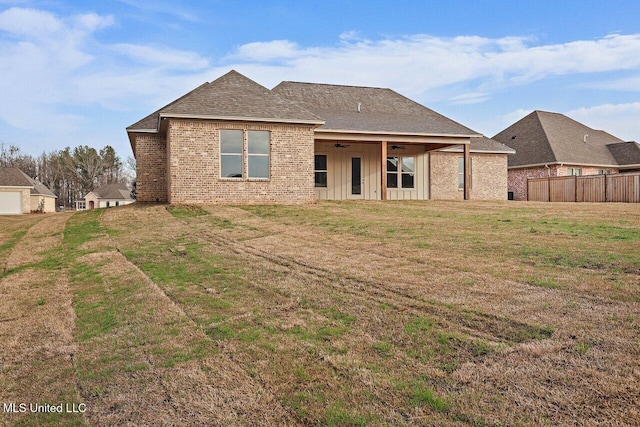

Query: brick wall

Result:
[135,134,168,202]
[430,152,509,200]
[430,152,460,199]
[166,119,315,204]
[469,153,509,200]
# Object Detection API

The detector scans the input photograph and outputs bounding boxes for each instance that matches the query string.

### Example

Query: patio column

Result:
[463,143,470,200]
[381,141,387,200]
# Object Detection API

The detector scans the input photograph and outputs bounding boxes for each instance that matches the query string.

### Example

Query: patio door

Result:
[349,155,364,199]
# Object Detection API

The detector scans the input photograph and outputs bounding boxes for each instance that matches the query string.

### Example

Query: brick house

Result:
[127,70,514,204]
[493,110,640,201]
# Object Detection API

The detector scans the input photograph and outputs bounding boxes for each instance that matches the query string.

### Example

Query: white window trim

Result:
[219,129,271,181]
[387,156,415,189]
[314,153,328,188]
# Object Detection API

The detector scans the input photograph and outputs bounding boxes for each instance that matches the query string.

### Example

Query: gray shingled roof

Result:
[607,141,640,166]
[493,111,624,167]
[91,183,133,200]
[0,167,56,197]
[470,136,516,153]
[0,167,33,187]
[439,136,516,153]
[127,70,323,133]
[272,81,479,136]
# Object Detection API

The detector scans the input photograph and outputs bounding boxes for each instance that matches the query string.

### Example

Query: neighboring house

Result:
[493,110,640,200]
[76,183,135,210]
[0,167,57,214]
[126,70,513,204]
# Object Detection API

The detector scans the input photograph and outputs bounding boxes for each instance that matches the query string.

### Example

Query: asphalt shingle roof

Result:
[493,111,624,167]
[607,141,640,166]
[91,183,133,200]
[272,81,479,136]
[470,136,516,153]
[0,167,56,197]
[0,167,33,187]
[127,70,323,132]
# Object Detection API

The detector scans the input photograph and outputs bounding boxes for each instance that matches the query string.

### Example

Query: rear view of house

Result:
[127,70,513,204]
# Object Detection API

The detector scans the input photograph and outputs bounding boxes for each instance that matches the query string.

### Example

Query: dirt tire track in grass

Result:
[196,206,548,346]
[0,213,83,426]
[78,207,297,426]
[195,205,640,426]
[96,203,639,426]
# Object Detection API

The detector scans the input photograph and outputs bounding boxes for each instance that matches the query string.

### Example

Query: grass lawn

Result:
[1,200,638,426]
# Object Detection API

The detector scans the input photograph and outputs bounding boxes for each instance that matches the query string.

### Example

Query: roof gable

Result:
[272,81,478,137]
[494,111,623,167]
[127,70,323,133]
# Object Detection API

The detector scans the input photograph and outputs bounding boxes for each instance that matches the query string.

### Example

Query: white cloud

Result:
[0,7,208,133]
[448,92,491,105]
[111,43,209,70]
[116,0,200,23]
[224,33,640,100]
[566,103,640,141]
[0,7,61,38]
[230,40,302,62]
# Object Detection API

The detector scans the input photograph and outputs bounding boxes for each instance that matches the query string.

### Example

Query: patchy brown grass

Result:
[1,201,638,426]
[0,213,82,426]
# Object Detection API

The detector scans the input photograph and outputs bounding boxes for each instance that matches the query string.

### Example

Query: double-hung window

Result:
[315,154,328,187]
[387,156,415,189]
[247,131,270,178]
[220,130,270,179]
[220,130,244,178]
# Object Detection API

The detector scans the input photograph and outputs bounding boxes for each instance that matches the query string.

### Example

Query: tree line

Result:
[0,143,135,207]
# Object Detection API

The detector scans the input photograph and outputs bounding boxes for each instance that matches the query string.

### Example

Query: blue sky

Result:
[2,0,640,159]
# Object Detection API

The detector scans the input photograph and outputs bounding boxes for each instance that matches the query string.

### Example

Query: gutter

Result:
[508,162,622,169]
[314,128,481,139]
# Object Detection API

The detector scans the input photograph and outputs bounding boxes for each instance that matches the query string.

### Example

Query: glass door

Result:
[349,156,364,198]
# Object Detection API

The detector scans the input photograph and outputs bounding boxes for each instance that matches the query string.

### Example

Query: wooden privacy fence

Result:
[528,173,640,202]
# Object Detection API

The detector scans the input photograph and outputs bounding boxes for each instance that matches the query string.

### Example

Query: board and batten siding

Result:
[314,142,430,200]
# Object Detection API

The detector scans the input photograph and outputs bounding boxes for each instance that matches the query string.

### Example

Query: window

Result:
[401,157,414,189]
[315,154,327,187]
[247,131,270,178]
[387,157,398,188]
[597,169,610,175]
[115,201,120,207]
[567,167,582,176]
[458,157,472,190]
[387,156,415,189]
[106,201,110,208]
[220,130,270,179]
[220,130,243,178]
